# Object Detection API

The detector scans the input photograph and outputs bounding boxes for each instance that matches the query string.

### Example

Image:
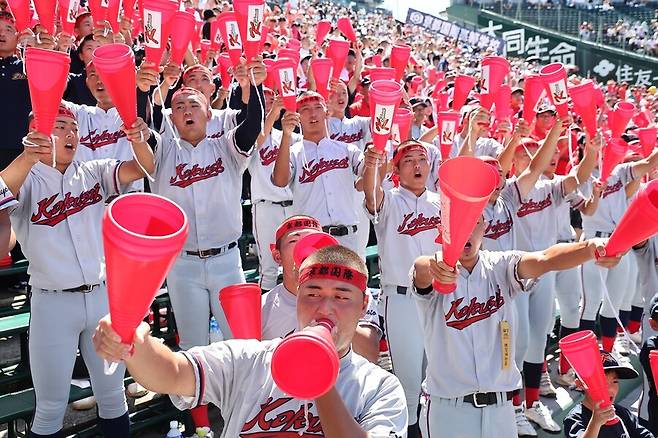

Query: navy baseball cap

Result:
[650,293,658,320]
[600,351,639,379]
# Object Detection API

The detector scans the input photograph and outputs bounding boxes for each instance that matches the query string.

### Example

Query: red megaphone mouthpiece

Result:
[219,283,262,340]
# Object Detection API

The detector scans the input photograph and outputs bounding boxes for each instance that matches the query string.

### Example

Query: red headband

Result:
[182,65,213,83]
[296,92,325,107]
[275,216,321,242]
[58,106,77,120]
[299,263,368,291]
[392,142,427,166]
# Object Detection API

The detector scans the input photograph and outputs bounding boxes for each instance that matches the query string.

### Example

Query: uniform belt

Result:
[61,282,103,293]
[322,225,358,236]
[186,241,237,258]
[270,200,293,207]
[557,239,575,243]
[595,231,612,238]
[397,286,408,295]
[463,391,513,408]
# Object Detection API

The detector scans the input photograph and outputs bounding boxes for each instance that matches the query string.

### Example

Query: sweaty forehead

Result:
[173,93,205,107]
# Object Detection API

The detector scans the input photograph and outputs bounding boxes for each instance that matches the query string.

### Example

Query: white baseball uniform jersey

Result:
[482,181,520,252]
[381,141,442,194]
[249,129,294,203]
[160,107,239,140]
[633,237,658,338]
[449,134,504,160]
[327,115,371,151]
[170,339,408,437]
[260,283,381,341]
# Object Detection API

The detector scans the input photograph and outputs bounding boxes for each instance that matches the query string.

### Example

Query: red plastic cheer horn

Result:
[336,16,356,42]
[219,283,262,340]
[311,58,332,101]
[293,232,339,268]
[7,0,32,32]
[569,81,597,138]
[278,47,300,67]
[593,85,605,108]
[142,0,178,67]
[369,67,396,83]
[494,84,512,122]
[34,0,56,34]
[217,52,232,90]
[169,9,196,66]
[637,127,657,158]
[274,57,298,112]
[391,107,413,144]
[369,80,403,152]
[559,331,619,425]
[604,179,658,257]
[88,0,108,25]
[427,66,438,85]
[540,63,569,117]
[435,157,498,293]
[124,0,138,22]
[371,54,382,67]
[271,319,340,399]
[198,39,211,65]
[434,92,449,113]
[262,58,275,90]
[286,38,301,51]
[610,101,635,139]
[409,75,423,96]
[480,56,509,96]
[452,74,476,112]
[315,19,331,44]
[436,111,460,161]
[216,12,243,67]
[650,351,658,393]
[522,74,545,124]
[389,44,411,83]
[327,39,349,80]
[210,18,222,50]
[57,0,79,35]
[106,0,122,33]
[104,193,188,346]
[233,0,264,62]
[599,137,627,184]
[92,44,137,128]
[25,48,71,136]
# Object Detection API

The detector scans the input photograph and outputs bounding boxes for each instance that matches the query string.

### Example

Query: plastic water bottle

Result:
[209,317,223,343]
[166,421,183,438]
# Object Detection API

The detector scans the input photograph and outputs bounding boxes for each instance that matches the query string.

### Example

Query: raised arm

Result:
[630,147,658,180]
[272,111,299,187]
[497,119,530,176]
[117,118,156,184]
[562,133,602,195]
[257,96,284,147]
[362,145,387,214]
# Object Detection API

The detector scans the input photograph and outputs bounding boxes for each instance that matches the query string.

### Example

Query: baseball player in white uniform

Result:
[272,91,365,259]
[94,245,408,437]
[362,140,441,438]
[0,106,154,437]
[411,216,622,438]
[260,215,382,362]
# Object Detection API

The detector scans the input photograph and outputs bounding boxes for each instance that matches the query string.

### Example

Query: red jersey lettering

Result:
[31,183,103,227]
[169,158,225,188]
[298,157,349,184]
[79,129,127,151]
[397,212,441,236]
[517,194,552,218]
[241,397,323,436]
[444,291,505,330]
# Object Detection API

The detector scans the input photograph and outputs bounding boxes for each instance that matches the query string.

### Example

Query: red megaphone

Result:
[104,193,188,345]
[650,351,658,393]
[57,0,78,35]
[637,127,657,158]
[219,283,262,340]
[263,58,275,90]
[311,58,332,101]
[124,0,138,21]
[392,107,413,144]
[435,157,498,293]
[34,0,56,34]
[88,0,107,25]
[409,75,423,96]
[209,17,222,50]
[106,0,122,33]
[610,101,635,139]
[434,92,449,113]
[481,56,509,96]
[437,111,460,161]
[293,232,339,268]
[233,0,265,61]
[274,57,298,112]
[92,44,137,128]
[522,74,545,124]
[452,74,476,112]
[389,44,411,83]
[278,47,300,67]
[216,12,243,67]
[169,9,196,66]
[559,330,619,425]
[327,39,349,80]
[371,54,382,67]
[604,179,658,257]
[142,0,178,67]
[316,19,331,44]
[599,137,627,183]
[494,84,512,121]
[7,0,32,32]
[25,47,71,136]
[336,17,356,42]
[569,81,597,138]
[191,9,202,50]
[271,319,340,399]
[369,80,403,152]
[198,39,211,65]
[369,67,396,83]
[286,38,301,51]
[540,62,569,117]
[593,85,605,108]
[217,52,232,90]
[632,110,650,128]
[427,66,438,85]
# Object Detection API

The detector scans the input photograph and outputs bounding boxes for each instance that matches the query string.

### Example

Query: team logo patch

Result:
[226,20,243,49]
[31,183,103,227]
[79,129,127,151]
[143,10,162,48]
[372,104,394,135]
[169,158,225,188]
[298,157,349,184]
[445,289,505,330]
[259,145,279,166]
[397,212,440,236]
[485,218,512,240]
[516,194,552,218]
[241,397,323,436]
[601,180,622,199]
[329,131,364,144]
[247,5,263,41]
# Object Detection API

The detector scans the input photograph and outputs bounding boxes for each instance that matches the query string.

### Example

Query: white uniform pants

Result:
[252,200,293,291]
[580,255,631,320]
[555,266,582,329]
[515,272,556,365]
[332,227,365,261]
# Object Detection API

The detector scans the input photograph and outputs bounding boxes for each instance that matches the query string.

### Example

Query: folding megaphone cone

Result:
[34,0,57,34]
[593,85,605,108]
[540,63,569,117]
[369,80,403,152]
[219,283,262,340]
[218,52,233,90]
[311,58,332,101]
[216,12,243,67]
[293,232,339,268]
[569,81,597,139]
[7,0,32,32]
[436,111,460,161]
[88,0,107,25]
[106,0,122,33]
[632,110,651,128]
[104,193,188,345]
[315,19,331,45]
[522,74,545,124]
[494,84,512,122]
[25,47,71,136]
[233,0,264,62]
[391,107,413,144]
[271,319,340,399]
[371,54,382,67]
[369,67,396,83]
[262,58,275,90]
[274,57,298,112]
[336,16,356,42]
[600,137,628,183]
[435,157,498,293]
[389,44,411,83]
[480,56,509,97]
[451,74,476,112]
[210,17,222,50]
[57,0,80,35]
[409,75,423,96]
[124,0,138,21]
[434,92,449,112]
[610,101,636,139]
[559,331,619,425]
[651,351,658,394]
[169,9,196,66]
[604,179,658,257]
[92,44,137,128]
[199,39,211,66]
[327,38,349,80]
[278,47,300,67]
[637,127,657,158]
[427,66,438,85]
[142,0,178,67]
